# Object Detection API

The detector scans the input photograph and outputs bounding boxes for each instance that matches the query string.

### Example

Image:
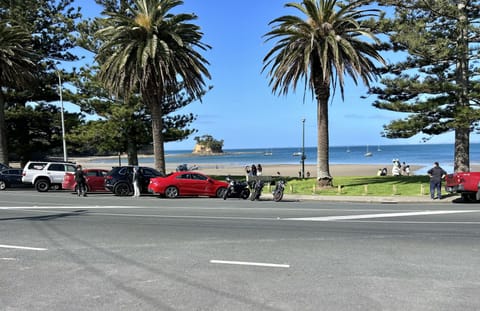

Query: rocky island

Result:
[192,135,224,155]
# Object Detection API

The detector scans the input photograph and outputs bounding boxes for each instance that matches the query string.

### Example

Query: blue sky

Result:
[70,0,459,151]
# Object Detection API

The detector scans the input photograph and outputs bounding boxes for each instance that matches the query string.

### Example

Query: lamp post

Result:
[57,71,67,162]
[301,118,306,179]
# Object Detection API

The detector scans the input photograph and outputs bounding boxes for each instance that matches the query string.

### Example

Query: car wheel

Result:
[165,186,179,198]
[461,193,475,203]
[0,180,6,190]
[216,187,227,198]
[35,179,50,192]
[114,183,131,196]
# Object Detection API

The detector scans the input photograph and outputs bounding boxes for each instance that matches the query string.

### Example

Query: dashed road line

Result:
[285,210,479,221]
[210,260,290,268]
[0,244,47,251]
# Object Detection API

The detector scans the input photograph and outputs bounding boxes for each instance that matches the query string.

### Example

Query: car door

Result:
[5,169,22,186]
[175,173,195,195]
[190,173,211,195]
[47,163,68,184]
[139,168,161,192]
[2,169,23,186]
[85,170,106,191]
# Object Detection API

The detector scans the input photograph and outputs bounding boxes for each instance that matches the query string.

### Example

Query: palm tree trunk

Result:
[316,98,332,186]
[0,90,8,166]
[150,102,166,174]
[315,83,332,186]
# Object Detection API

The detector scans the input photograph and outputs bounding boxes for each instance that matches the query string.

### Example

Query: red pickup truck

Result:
[445,172,480,202]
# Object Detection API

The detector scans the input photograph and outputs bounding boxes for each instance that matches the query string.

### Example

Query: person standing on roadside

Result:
[74,165,87,197]
[427,162,447,199]
[132,166,142,198]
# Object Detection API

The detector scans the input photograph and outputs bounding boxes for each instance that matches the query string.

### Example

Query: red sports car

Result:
[62,168,109,193]
[148,171,228,198]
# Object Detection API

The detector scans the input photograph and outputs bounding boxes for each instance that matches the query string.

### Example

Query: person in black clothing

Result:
[427,162,447,199]
[74,165,87,197]
[251,164,257,176]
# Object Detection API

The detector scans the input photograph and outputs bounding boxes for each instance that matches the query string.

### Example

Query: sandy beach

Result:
[71,156,425,177]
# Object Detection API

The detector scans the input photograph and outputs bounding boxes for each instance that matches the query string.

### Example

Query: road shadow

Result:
[0,209,88,221]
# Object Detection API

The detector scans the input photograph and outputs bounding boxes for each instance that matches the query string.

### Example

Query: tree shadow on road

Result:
[0,209,88,221]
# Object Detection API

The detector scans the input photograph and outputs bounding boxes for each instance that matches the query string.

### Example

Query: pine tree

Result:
[367,0,480,172]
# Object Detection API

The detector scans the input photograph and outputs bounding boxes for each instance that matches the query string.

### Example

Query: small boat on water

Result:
[364,145,373,157]
[263,151,273,156]
[292,151,302,156]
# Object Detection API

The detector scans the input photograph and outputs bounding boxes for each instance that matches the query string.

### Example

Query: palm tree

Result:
[263,0,385,186]
[0,22,37,165]
[95,0,210,173]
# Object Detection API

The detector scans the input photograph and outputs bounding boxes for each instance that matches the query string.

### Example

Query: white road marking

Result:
[0,206,142,209]
[210,260,290,268]
[0,244,47,251]
[286,210,479,221]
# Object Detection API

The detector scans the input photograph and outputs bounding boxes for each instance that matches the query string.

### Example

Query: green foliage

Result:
[6,103,83,165]
[94,0,211,173]
[262,0,385,181]
[0,0,84,164]
[366,0,480,170]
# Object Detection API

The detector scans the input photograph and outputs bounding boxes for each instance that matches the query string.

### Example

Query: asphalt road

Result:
[1,190,480,310]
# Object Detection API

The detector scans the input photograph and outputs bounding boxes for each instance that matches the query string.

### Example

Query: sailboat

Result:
[346,146,351,153]
[364,145,373,157]
[377,145,382,152]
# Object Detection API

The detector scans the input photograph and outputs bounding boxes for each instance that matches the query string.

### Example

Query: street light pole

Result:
[57,71,67,162]
[301,118,306,179]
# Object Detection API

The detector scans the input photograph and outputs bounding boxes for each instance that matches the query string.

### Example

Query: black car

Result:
[0,168,27,190]
[104,166,163,196]
[0,163,9,171]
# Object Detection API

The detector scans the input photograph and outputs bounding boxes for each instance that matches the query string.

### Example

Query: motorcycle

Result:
[223,176,250,200]
[249,179,265,201]
[272,179,286,202]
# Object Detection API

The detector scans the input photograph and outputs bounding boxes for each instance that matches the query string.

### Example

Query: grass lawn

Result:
[213,175,434,197]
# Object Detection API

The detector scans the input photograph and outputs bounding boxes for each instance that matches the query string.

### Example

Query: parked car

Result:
[0,168,27,190]
[148,171,228,198]
[22,161,77,192]
[445,172,480,202]
[62,168,109,193]
[0,163,10,171]
[104,166,163,196]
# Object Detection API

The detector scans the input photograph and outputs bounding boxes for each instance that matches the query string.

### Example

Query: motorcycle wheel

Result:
[240,189,250,199]
[273,190,284,202]
[250,190,257,201]
[223,188,230,200]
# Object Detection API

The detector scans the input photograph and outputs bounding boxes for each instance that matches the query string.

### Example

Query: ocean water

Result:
[91,143,480,175]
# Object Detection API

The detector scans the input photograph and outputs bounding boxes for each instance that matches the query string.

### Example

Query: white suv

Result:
[22,161,76,192]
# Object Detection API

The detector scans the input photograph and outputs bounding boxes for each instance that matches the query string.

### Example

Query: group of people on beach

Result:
[376,159,448,200]
[377,159,410,177]
[245,164,262,176]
